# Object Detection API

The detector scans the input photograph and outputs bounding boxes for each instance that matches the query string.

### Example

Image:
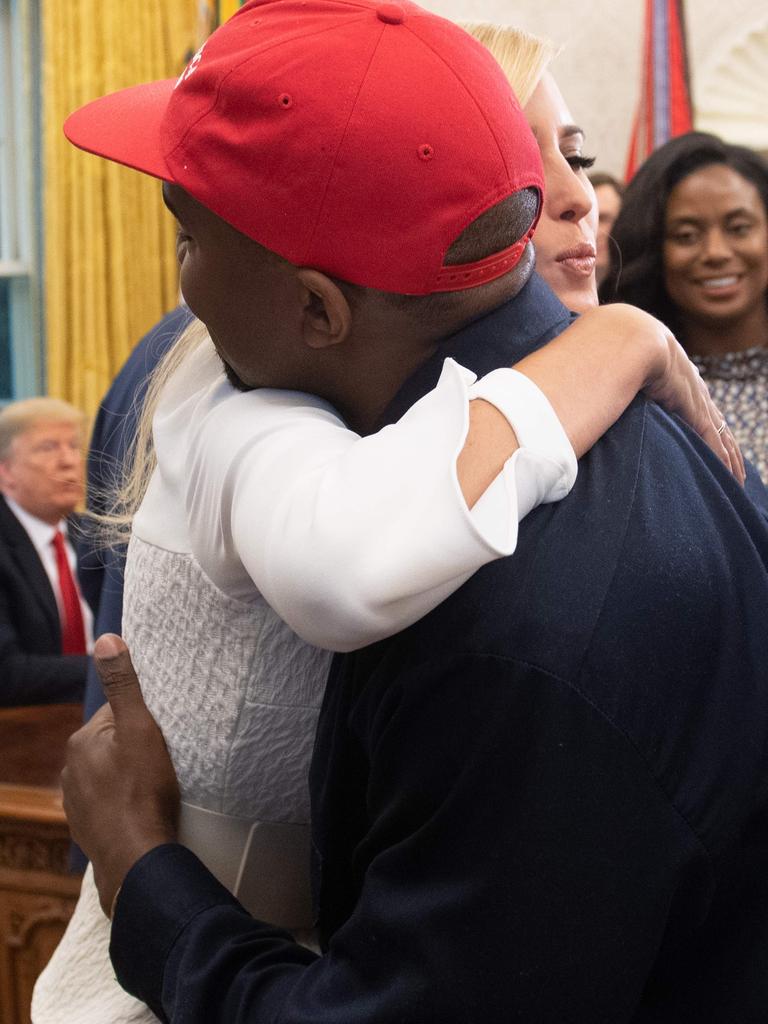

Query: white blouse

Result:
[136,336,576,650]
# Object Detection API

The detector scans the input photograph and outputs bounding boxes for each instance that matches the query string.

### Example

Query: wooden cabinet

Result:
[0,706,84,1024]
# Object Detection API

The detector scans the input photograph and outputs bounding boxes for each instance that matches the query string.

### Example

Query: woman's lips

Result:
[555,243,597,277]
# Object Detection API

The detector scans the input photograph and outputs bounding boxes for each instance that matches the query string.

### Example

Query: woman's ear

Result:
[296,269,352,349]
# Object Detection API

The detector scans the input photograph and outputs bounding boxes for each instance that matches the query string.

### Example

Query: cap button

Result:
[377,3,405,24]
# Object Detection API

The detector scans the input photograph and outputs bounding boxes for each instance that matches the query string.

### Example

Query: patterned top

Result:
[693,346,768,483]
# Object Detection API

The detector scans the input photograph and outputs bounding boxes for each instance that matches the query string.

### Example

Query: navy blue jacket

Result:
[111,275,768,1022]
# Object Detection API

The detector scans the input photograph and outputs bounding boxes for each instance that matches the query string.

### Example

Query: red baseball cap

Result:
[64,0,544,295]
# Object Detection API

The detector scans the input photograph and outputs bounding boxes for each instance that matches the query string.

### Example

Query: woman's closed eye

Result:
[565,153,596,172]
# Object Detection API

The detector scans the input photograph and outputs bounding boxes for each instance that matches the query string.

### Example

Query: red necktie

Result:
[51,530,87,655]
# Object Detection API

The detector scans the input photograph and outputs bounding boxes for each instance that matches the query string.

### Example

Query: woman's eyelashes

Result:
[565,153,596,172]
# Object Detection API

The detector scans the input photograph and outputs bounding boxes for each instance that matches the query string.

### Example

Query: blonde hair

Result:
[459,23,560,108]
[0,397,87,462]
[98,317,209,544]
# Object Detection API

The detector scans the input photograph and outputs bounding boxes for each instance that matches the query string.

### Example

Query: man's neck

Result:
[378,271,572,430]
[337,258,536,435]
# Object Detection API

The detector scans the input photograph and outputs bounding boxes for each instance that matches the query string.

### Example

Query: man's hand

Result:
[61,634,180,916]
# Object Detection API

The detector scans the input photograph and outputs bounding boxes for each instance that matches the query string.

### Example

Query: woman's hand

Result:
[513,303,745,484]
[642,315,745,484]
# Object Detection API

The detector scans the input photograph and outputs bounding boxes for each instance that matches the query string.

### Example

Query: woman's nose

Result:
[700,227,732,263]
[548,163,593,224]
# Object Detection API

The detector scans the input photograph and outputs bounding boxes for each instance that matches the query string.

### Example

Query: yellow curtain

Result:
[42,1,212,415]
[218,0,245,23]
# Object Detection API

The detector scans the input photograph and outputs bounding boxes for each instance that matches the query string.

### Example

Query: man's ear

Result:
[296,269,352,350]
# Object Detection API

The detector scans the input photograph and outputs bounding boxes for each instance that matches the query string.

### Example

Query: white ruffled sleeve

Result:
[186,357,575,651]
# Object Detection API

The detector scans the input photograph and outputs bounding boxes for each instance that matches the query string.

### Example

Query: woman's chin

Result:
[538,264,598,314]
[552,280,599,314]
[571,289,600,314]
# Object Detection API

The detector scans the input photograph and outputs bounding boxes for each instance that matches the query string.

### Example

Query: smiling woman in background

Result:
[603,132,768,479]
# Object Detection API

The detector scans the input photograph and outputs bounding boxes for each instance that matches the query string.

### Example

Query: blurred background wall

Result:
[420,0,768,176]
[1,0,766,412]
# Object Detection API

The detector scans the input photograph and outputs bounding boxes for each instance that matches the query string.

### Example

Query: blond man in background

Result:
[0,397,92,705]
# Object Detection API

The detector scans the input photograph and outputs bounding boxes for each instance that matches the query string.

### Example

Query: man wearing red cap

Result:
[60,2,768,1021]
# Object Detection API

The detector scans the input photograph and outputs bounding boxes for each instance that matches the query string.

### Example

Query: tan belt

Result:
[178,802,314,932]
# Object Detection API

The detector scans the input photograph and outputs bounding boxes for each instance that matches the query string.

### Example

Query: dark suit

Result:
[0,494,87,705]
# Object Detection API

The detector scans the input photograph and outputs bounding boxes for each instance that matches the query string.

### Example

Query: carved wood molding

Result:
[0,832,70,875]
[695,16,768,149]
[7,899,74,949]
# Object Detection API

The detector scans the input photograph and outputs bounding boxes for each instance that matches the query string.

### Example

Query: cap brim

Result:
[63,79,177,181]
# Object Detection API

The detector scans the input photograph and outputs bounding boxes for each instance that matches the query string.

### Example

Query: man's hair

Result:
[337,188,540,328]
[0,397,86,461]
[459,23,559,108]
[444,189,540,266]
[600,131,768,338]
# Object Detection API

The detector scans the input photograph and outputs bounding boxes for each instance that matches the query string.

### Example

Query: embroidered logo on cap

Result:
[175,42,207,90]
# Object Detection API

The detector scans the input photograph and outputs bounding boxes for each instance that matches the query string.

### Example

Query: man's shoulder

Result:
[366,396,647,674]
[343,396,768,825]
[345,394,768,717]
[0,495,28,548]
[408,395,767,658]
[0,498,51,615]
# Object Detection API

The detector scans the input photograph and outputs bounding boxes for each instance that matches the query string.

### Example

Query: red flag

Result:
[625,0,693,181]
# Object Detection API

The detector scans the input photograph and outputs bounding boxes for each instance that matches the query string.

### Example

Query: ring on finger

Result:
[716,420,728,436]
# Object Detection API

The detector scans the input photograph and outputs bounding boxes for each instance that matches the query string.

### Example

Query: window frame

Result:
[0,0,44,403]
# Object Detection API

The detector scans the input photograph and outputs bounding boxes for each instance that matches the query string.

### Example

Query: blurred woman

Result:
[603,132,768,478]
[588,171,624,288]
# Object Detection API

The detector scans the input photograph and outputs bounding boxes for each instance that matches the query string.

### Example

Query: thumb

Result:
[94,633,147,726]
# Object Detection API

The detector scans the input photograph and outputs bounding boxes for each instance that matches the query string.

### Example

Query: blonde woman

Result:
[34,18,737,1024]
[464,23,601,315]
